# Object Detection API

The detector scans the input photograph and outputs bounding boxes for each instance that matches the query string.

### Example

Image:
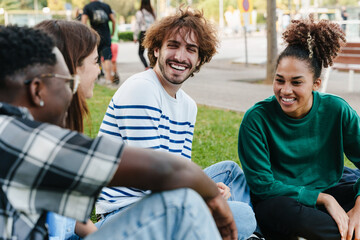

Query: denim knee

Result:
[228,201,256,240]
[88,189,221,240]
[204,160,243,179]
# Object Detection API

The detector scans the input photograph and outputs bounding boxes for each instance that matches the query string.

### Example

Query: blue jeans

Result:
[340,166,360,182]
[204,160,257,240]
[89,188,221,240]
[46,212,76,240]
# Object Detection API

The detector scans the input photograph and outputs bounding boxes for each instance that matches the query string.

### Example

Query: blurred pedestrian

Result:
[133,0,155,69]
[82,0,116,84]
[341,6,348,31]
[109,12,120,84]
[75,8,83,21]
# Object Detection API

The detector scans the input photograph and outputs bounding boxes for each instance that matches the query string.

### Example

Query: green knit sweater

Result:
[238,91,360,207]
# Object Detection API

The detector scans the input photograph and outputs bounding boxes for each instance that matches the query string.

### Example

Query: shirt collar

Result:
[0,102,34,121]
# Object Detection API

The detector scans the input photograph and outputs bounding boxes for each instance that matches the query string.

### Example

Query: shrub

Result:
[118,31,133,42]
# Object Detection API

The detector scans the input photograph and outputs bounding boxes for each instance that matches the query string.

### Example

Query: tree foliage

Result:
[0,0,20,10]
[196,0,238,22]
[3,0,360,25]
[104,0,136,22]
[0,0,20,24]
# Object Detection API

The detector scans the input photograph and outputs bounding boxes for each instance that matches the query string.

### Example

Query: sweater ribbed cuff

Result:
[299,188,320,207]
[354,180,360,198]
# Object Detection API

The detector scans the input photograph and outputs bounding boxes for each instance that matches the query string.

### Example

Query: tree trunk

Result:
[265,0,277,84]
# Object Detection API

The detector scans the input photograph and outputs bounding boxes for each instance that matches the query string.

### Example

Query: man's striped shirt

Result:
[96,70,197,214]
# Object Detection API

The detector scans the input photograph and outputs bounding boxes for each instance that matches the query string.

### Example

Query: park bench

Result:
[321,42,360,93]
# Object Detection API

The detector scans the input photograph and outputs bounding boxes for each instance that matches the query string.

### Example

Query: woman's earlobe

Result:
[313,78,322,91]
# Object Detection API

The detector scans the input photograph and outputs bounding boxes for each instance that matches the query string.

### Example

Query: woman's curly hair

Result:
[143,7,219,76]
[278,15,346,80]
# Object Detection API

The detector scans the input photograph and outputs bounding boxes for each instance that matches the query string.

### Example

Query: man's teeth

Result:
[171,64,185,70]
[282,98,295,102]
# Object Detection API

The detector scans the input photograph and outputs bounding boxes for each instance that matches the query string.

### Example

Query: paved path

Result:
[115,59,360,114]
[114,36,360,114]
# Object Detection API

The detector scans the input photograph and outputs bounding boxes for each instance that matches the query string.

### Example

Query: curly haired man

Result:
[98,8,257,240]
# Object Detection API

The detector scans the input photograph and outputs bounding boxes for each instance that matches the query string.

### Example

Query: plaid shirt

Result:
[0,102,123,240]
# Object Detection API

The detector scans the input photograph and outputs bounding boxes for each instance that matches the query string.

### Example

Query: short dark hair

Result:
[0,25,56,87]
[143,7,219,75]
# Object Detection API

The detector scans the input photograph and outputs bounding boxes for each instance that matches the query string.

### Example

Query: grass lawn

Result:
[85,84,244,169]
[85,84,355,169]
[86,84,355,221]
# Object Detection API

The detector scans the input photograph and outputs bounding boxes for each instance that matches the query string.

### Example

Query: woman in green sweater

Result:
[238,17,360,240]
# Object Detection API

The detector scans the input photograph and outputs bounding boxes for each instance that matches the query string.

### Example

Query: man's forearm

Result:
[108,146,220,201]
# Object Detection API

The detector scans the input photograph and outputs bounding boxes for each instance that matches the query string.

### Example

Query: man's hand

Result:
[217,182,231,200]
[347,196,360,240]
[206,194,237,240]
[318,193,349,240]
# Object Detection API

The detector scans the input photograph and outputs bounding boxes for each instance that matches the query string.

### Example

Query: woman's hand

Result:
[216,182,231,200]
[317,193,349,240]
[346,196,360,240]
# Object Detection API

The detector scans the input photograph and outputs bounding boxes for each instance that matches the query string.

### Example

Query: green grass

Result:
[86,84,355,221]
[84,84,355,169]
[84,84,117,138]
[192,106,243,168]
[84,85,244,169]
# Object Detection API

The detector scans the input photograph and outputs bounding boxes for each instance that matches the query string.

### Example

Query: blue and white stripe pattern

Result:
[96,70,197,214]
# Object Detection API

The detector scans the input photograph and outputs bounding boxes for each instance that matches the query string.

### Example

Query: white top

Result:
[96,69,197,214]
[133,9,155,41]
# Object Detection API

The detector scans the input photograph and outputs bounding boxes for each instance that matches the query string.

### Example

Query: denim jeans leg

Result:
[227,201,257,240]
[340,166,360,183]
[95,206,130,229]
[86,188,221,240]
[204,161,256,239]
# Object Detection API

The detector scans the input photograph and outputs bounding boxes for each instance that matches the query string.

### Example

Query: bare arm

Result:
[109,13,116,38]
[74,220,97,238]
[109,146,223,199]
[108,146,237,239]
[347,196,360,240]
[81,14,89,25]
[317,193,349,240]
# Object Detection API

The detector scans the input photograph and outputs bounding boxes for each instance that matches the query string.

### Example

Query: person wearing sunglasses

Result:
[25,73,80,95]
[0,25,237,240]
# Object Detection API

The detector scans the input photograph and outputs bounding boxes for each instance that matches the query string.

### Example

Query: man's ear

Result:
[28,78,46,107]
[154,48,159,58]
[196,58,201,67]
